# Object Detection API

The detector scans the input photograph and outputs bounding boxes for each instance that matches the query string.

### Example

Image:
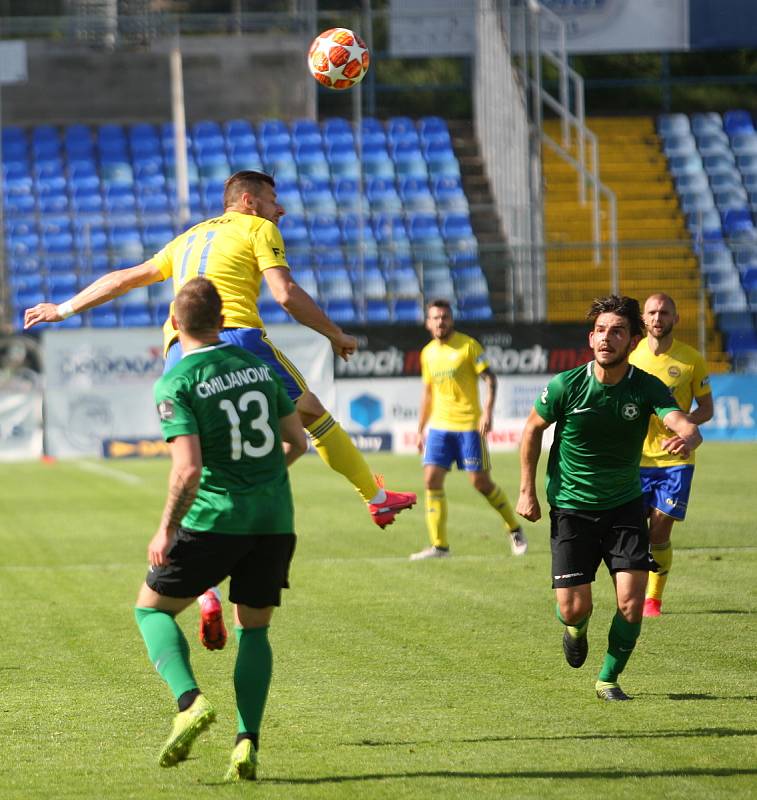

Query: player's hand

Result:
[24,302,63,329]
[479,412,492,437]
[148,528,175,568]
[416,431,425,455]
[662,435,691,459]
[330,331,358,361]
[516,490,541,522]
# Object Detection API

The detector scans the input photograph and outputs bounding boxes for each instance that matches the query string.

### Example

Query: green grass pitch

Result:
[0,443,755,799]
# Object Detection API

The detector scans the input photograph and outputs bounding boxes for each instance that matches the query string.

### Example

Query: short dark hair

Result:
[586,295,643,337]
[427,298,453,315]
[174,277,223,334]
[223,170,275,209]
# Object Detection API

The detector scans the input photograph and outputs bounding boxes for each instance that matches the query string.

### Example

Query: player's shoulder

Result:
[669,338,705,364]
[555,361,592,386]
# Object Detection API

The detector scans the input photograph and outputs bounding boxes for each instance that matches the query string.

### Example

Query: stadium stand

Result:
[657,109,757,369]
[542,114,741,372]
[2,116,487,328]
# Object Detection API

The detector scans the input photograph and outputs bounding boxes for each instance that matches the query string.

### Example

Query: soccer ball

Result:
[307,28,370,91]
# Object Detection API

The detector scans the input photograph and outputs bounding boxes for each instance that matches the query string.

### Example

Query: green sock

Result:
[135,607,197,700]
[234,626,273,736]
[598,610,642,683]
[556,603,591,639]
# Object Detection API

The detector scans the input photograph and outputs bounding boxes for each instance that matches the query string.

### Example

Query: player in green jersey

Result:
[134,277,307,781]
[516,295,702,701]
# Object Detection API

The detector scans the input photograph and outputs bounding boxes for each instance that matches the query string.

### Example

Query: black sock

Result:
[236,732,259,751]
[177,688,201,712]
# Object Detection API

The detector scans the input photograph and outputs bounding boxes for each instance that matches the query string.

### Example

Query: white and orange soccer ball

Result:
[307,27,370,91]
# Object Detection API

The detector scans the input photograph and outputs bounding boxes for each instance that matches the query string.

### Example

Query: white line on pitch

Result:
[75,460,143,485]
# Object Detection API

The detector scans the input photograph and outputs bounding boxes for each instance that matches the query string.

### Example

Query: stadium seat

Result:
[392,297,423,323]
[90,306,120,327]
[457,295,493,320]
[365,298,391,323]
[385,265,421,297]
[723,109,756,137]
[691,112,723,135]
[122,304,154,327]
[318,267,352,301]
[657,113,691,137]
[294,142,330,179]
[333,178,362,212]
[299,178,337,215]
[441,212,477,251]
[398,177,436,212]
[366,178,403,213]
[325,298,357,323]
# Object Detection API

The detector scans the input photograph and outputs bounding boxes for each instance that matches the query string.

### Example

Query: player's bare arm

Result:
[660,409,703,459]
[479,369,497,436]
[516,408,551,522]
[416,382,433,454]
[688,392,714,426]
[279,411,308,466]
[263,267,357,360]
[148,434,202,568]
[23,260,164,329]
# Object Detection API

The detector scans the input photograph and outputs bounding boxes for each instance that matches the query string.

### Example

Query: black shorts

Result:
[549,497,655,588]
[146,528,296,608]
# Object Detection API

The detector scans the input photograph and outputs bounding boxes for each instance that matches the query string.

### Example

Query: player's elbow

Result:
[269,279,297,308]
[177,463,202,490]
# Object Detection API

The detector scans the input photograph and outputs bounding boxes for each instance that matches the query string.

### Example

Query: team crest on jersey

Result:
[157,400,174,421]
[621,402,640,421]
[668,366,681,378]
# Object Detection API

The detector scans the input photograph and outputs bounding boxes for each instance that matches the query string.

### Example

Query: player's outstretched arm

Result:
[516,408,551,522]
[23,261,163,329]
[280,411,308,466]
[263,267,357,360]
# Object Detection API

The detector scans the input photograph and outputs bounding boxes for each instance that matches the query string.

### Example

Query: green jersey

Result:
[535,361,680,510]
[154,342,296,534]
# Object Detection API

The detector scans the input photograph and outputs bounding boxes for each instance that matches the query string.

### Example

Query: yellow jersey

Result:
[421,331,489,431]
[629,337,711,467]
[151,210,289,353]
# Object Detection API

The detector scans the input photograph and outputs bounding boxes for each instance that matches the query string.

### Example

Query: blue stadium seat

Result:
[333,178,362,212]
[90,306,120,327]
[224,119,256,144]
[228,146,264,173]
[292,119,322,146]
[299,178,337,215]
[261,142,297,180]
[657,113,691,137]
[691,112,723,136]
[318,267,353,301]
[365,298,391,323]
[290,266,319,298]
[432,176,468,212]
[663,134,697,158]
[392,297,423,323]
[361,141,395,179]
[324,118,353,136]
[385,265,421,297]
[325,298,357,323]
[398,177,436,212]
[47,252,78,274]
[47,273,78,294]
[723,109,756,137]
[340,214,379,256]
[122,304,153,327]
[259,119,291,146]
[457,295,493,320]
[326,140,360,179]
[308,215,343,249]
[275,179,305,215]
[279,215,309,249]
[257,299,291,325]
[366,178,402,213]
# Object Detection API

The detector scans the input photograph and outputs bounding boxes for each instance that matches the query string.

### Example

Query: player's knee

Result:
[617,596,643,623]
[296,390,327,426]
[558,597,592,624]
[472,473,494,494]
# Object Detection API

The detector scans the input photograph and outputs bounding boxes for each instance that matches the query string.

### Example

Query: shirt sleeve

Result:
[151,238,177,281]
[153,374,198,441]
[692,353,712,399]
[469,338,490,375]
[649,374,681,420]
[534,373,564,424]
[252,220,290,271]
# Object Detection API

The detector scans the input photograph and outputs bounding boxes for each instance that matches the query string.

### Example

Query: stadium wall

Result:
[2,34,314,126]
[5,326,752,461]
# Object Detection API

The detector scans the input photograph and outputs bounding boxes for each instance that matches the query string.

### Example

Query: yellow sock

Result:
[425,489,448,548]
[306,412,378,503]
[647,541,673,601]
[485,484,519,531]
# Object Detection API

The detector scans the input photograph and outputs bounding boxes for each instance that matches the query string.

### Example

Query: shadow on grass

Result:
[349,726,757,748]
[262,767,757,785]
[644,693,757,701]
[662,609,751,615]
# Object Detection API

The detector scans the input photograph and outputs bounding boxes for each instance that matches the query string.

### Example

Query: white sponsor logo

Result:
[571,406,593,414]
[555,571,584,579]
